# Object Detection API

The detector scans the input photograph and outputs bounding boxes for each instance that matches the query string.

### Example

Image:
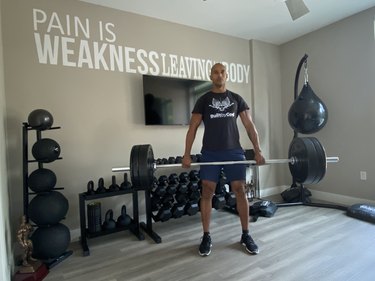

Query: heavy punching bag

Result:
[288,54,328,134]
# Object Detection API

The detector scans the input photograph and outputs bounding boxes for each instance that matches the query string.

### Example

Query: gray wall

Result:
[0,0,12,278]
[280,7,375,204]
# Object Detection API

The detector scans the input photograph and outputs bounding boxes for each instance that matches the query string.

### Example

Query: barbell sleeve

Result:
[111,156,339,173]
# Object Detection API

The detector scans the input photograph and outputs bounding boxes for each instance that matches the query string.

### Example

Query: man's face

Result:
[210,64,227,87]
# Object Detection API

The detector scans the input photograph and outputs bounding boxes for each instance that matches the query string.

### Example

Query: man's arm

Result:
[182,113,202,168]
[239,110,265,165]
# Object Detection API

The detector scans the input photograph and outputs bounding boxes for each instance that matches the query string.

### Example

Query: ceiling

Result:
[80,0,375,45]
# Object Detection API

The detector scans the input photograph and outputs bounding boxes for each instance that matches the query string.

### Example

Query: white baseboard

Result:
[258,185,375,206]
[259,185,288,198]
[309,189,375,206]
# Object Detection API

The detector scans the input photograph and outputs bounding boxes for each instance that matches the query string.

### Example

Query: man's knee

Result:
[201,180,216,200]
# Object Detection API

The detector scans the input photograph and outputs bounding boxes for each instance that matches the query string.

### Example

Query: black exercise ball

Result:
[28,109,54,130]
[288,83,328,134]
[31,223,70,260]
[28,168,57,192]
[32,138,61,163]
[28,191,69,226]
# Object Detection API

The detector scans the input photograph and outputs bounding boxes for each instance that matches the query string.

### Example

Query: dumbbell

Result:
[179,172,190,183]
[188,189,201,201]
[167,173,179,194]
[189,170,200,182]
[168,156,176,164]
[152,204,172,222]
[171,203,185,218]
[175,192,188,204]
[177,182,188,194]
[184,201,199,216]
[225,191,236,207]
[187,181,199,192]
[212,194,226,209]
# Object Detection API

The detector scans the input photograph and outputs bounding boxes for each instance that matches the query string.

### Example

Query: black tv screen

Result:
[143,75,211,125]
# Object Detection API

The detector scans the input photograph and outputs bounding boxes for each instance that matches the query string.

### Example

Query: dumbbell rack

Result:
[22,122,73,268]
[79,188,145,256]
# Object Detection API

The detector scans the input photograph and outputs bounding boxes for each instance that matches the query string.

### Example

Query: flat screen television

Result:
[143,75,211,125]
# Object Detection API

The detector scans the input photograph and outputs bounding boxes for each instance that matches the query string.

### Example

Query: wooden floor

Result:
[43,204,375,281]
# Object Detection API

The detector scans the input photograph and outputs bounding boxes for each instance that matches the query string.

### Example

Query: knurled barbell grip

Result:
[111,156,339,173]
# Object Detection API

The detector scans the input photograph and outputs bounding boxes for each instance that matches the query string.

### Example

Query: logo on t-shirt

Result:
[209,97,235,119]
[209,97,234,112]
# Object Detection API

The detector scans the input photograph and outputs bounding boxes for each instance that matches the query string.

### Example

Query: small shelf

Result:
[79,189,145,257]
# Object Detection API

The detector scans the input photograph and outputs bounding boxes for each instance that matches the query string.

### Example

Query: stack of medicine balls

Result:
[26,109,70,262]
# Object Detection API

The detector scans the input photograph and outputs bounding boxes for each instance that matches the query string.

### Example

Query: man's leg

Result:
[231,181,259,254]
[200,180,216,233]
[230,181,249,231]
[198,180,216,256]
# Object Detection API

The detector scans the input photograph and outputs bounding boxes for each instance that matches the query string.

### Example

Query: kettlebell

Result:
[86,180,95,195]
[108,175,120,192]
[96,177,107,194]
[102,209,116,230]
[116,205,132,227]
[120,173,132,190]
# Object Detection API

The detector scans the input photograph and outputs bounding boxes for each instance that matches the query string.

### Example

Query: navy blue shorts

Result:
[199,149,246,183]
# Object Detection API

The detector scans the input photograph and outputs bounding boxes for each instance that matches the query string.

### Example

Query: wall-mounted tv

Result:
[143,75,212,125]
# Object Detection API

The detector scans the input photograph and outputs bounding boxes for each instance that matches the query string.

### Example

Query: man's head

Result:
[210,63,228,89]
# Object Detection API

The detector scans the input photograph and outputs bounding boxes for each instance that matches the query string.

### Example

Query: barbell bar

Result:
[111,137,339,188]
[112,157,339,172]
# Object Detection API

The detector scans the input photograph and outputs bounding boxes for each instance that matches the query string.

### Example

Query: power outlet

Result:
[360,171,367,181]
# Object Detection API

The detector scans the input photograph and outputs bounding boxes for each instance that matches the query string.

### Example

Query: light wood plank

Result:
[43,204,375,281]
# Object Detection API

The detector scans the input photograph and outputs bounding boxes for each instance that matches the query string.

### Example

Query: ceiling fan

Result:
[284,0,310,21]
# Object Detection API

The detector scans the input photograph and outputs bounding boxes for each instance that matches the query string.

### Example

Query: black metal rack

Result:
[22,122,72,268]
[78,188,145,256]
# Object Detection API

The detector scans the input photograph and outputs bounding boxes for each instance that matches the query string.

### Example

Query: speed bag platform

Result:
[347,203,375,224]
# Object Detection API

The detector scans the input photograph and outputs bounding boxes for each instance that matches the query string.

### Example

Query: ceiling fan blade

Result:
[285,0,310,21]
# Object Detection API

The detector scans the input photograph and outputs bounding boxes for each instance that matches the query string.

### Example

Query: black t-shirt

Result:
[192,90,249,151]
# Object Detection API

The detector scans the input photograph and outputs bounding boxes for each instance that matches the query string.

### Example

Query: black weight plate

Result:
[130,145,140,188]
[288,137,308,183]
[138,144,155,189]
[303,137,320,184]
[289,137,326,184]
[309,137,327,183]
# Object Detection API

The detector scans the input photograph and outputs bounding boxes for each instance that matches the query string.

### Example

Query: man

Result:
[182,62,265,256]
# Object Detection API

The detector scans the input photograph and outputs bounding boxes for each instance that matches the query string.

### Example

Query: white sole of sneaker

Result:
[241,242,259,255]
[199,250,211,256]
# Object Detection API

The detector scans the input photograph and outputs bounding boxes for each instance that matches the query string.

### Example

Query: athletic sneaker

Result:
[241,234,259,254]
[199,235,212,256]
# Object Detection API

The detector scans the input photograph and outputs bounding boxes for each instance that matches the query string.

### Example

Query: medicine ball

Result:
[28,109,54,130]
[31,223,70,260]
[28,168,57,192]
[28,191,69,226]
[32,138,61,163]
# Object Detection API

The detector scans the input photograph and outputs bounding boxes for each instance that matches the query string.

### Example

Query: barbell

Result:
[112,137,339,188]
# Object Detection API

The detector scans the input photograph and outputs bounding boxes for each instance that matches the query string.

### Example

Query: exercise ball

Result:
[31,223,70,260]
[28,168,57,192]
[28,191,69,226]
[32,138,61,163]
[288,83,328,134]
[28,109,54,130]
